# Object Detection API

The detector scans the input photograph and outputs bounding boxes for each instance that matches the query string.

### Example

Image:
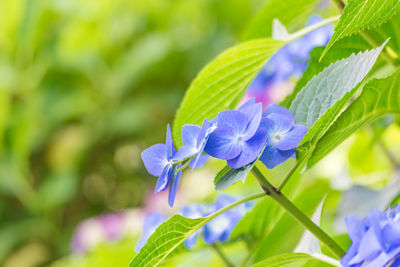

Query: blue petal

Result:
[197,119,212,146]
[227,127,267,168]
[141,144,168,177]
[189,154,209,170]
[172,145,197,161]
[345,215,366,244]
[267,113,294,133]
[168,168,182,207]
[353,228,382,264]
[239,102,263,140]
[276,124,307,151]
[263,104,294,121]
[204,126,242,160]
[166,124,175,158]
[155,165,171,193]
[260,146,295,169]
[383,223,400,245]
[237,98,256,111]
[340,242,361,267]
[217,110,248,135]
[182,124,201,148]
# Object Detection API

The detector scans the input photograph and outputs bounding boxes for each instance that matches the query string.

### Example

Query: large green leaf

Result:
[130,194,264,267]
[129,215,204,267]
[321,0,400,58]
[281,35,371,108]
[308,68,400,167]
[243,0,321,40]
[251,253,333,267]
[173,39,284,145]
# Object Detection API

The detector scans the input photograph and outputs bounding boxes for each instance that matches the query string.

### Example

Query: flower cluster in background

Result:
[246,15,333,106]
[342,205,400,266]
[135,194,252,252]
[141,99,307,207]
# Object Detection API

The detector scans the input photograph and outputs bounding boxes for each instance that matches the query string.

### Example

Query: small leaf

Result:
[173,39,284,146]
[321,0,400,58]
[214,165,253,191]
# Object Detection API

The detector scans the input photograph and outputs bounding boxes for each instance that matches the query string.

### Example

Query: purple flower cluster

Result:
[247,15,333,105]
[142,99,307,206]
[342,205,400,266]
[135,194,251,252]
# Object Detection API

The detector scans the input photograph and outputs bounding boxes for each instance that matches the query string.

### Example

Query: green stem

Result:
[277,161,302,191]
[211,243,235,267]
[251,166,346,259]
[288,15,340,42]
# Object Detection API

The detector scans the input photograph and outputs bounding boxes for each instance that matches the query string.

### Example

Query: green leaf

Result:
[173,39,284,146]
[251,253,330,267]
[129,215,204,267]
[281,35,371,108]
[289,42,386,167]
[214,164,253,191]
[130,194,264,267]
[308,68,400,167]
[243,0,321,40]
[321,0,400,58]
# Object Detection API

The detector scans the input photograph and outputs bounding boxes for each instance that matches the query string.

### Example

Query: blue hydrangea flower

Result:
[345,207,400,265]
[141,124,182,207]
[247,15,333,105]
[172,119,215,171]
[259,104,307,169]
[135,212,167,252]
[204,100,267,168]
[181,204,206,249]
[203,194,252,244]
[342,206,400,267]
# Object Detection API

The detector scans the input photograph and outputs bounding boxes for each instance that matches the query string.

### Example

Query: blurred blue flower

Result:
[135,212,167,252]
[141,124,182,207]
[247,15,333,105]
[342,205,400,267]
[204,100,267,168]
[182,204,206,249]
[203,194,251,244]
[260,104,307,168]
[172,119,214,171]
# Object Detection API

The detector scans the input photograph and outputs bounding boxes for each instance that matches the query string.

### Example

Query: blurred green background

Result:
[2,1,400,267]
[0,0,262,266]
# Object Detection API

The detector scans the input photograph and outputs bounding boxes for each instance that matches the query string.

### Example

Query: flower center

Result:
[272,133,281,144]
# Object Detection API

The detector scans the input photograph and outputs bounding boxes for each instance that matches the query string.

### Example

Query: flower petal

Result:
[141,144,168,177]
[197,119,212,147]
[237,98,256,111]
[239,102,263,140]
[217,110,248,135]
[227,127,267,168]
[345,215,366,244]
[276,124,308,151]
[204,126,242,160]
[155,165,171,193]
[267,113,294,133]
[166,124,175,158]
[383,223,400,245]
[189,154,209,170]
[182,124,201,148]
[263,104,294,121]
[260,146,295,169]
[171,145,197,161]
[168,168,182,207]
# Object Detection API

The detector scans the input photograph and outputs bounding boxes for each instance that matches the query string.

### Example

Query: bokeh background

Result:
[1,0,400,267]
